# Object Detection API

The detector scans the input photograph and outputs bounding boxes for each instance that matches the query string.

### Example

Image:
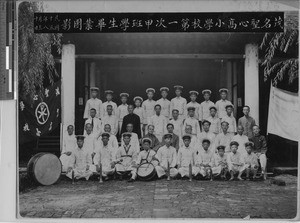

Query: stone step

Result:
[273,167,298,176]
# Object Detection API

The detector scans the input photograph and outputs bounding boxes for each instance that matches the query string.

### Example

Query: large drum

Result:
[27,153,62,186]
[137,162,156,181]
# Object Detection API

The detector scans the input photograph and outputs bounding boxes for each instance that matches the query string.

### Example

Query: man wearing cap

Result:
[83,123,97,160]
[142,88,156,131]
[238,105,256,138]
[195,138,214,181]
[60,125,77,172]
[215,88,233,119]
[101,105,118,136]
[84,108,102,136]
[177,134,199,178]
[121,123,140,154]
[96,124,119,157]
[197,120,216,152]
[170,85,187,120]
[128,138,159,182]
[215,121,233,153]
[206,106,221,136]
[155,133,178,179]
[160,123,180,152]
[116,93,129,134]
[66,135,94,180]
[186,90,202,122]
[115,132,138,180]
[102,90,118,118]
[149,104,168,143]
[83,87,103,119]
[179,125,198,150]
[121,104,141,139]
[221,104,237,136]
[93,133,116,181]
[200,89,215,121]
[156,87,171,119]
[169,109,183,138]
[133,96,145,136]
[182,107,201,138]
[143,125,161,152]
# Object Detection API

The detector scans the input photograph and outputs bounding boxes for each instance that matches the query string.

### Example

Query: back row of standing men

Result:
[83,85,256,140]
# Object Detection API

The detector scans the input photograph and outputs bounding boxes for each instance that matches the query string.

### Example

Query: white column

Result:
[226,60,232,101]
[61,44,75,133]
[244,43,259,124]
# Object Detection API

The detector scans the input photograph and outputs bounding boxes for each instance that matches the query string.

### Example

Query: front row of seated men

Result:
[63,130,265,183]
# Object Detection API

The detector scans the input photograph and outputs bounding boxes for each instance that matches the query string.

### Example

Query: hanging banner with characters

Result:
[19,80,61,144]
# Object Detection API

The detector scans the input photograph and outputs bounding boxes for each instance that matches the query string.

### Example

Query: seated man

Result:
[179,125,198,150]
[249,125,268,180]
[227,141,245,181]
[195,139,214,181]
[96,124,119,156]
[155,133,178,179]
[128,138,158,182]
[121,123,140,154]
[212,145,229,180]
[93,133,116,181]
[66,135,93,181]
[84,108,102,135]
[60,125,77,172]
[243,141,259,180]
[160,123,179,152]
[143,124,161,152]
[177,135,199,179]
[115,132,138,180]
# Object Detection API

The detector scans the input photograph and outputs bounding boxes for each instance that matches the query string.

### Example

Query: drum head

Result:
[33,153,62,186]
[137,163,155,177]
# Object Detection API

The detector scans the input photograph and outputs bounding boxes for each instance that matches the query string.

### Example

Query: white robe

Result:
[197,131,216,152]
[83,98,103,119]
[121,132,140,154]
[215,99,233,119]
[168,118,183,138]
[66,147,93,180]
[101,115,118,135]
[156,98,171,119]
[115,145,138,174]
[177,146,199,177]
[227,151,245,173]
[170,96,187,119]
[182,117,201,137]
[232,134,249,156]
[221,115,237,135]
[195,148,214,177]
[83,132,97,157]
[155,145,178,178]
[84,117,102,135]
[206,116,221,135]
[93,144,116,176]
[142,99,156,124]
[148,114,168,142]
[60,134,77,172]
[200,100,215,121]
[102,101,118,118]
[116,104,129,132]
[186,101,202,121]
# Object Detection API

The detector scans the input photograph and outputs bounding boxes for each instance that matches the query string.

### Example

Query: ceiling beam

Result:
[75,54,245,59]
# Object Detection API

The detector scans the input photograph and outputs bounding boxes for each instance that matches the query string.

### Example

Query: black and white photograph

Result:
[0,0,299,221]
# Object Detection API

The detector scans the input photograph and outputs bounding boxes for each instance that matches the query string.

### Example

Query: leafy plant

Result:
[18,1,62,105]
[260,13,298,86]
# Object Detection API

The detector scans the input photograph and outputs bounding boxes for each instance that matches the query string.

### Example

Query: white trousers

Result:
[59,154,72,172]
[155,166,178,178]
[178,166,200,177]
[255,153,267,171]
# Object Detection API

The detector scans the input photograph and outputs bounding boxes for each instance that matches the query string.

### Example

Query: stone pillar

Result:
[244,43,259,124]
[61,44,75,134]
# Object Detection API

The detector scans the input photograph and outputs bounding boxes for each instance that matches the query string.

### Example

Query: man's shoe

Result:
[127,178,135,183]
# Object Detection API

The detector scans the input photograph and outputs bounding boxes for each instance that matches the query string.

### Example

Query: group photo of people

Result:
[61,85,267,183]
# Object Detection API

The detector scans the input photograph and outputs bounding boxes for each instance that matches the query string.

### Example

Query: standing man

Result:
[121,104,141,139]
[133,96,145,137]
[84,108,102,135]
[182,107,201,138]
[215,88,233,119]
[215,121,233,153]
[207,106,221,136]
[142,88,156,133]
[83,87,102,119]
[148,104,168,143]
[238,105,256,138]
[101,105,118,136]
[221,105,237,136]
[200,89,215,121]
[116,93,129,135]
[186,90,202,122]
[102,90,118,118]
[169,109,183,138]
[170,85,187,120]
[156,87,171,119]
